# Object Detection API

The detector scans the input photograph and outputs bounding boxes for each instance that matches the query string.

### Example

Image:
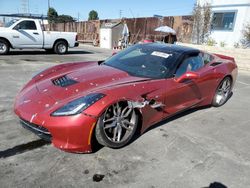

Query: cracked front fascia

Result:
[128,100,165,109]
[127,96,165,110]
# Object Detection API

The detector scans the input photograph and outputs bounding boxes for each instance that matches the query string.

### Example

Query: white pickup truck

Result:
[0,18,79,55]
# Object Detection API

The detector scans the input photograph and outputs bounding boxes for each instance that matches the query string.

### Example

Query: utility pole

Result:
[48,0,50,10]
[28,0,30,13]
[21,0,29,13]
[119,10,123,19]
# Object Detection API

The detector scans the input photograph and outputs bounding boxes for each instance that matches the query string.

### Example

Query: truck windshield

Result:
[4,19,19,27]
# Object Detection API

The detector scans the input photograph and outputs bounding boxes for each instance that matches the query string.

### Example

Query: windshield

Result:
[104,44,181,79]
[4,19,19,27]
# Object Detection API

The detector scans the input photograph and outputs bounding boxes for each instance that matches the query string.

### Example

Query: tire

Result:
[212,77,232,107]
[54,40,68,55]
[0,39,10,55]
[95,101,138,148]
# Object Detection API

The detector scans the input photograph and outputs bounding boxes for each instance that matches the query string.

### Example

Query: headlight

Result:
[51,93,105,116]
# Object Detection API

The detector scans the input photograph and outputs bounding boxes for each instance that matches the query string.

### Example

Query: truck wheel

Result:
[0,39,10,55]
[54,41,68,55]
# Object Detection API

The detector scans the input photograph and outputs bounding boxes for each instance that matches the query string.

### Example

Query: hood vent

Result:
[52,75,78,87]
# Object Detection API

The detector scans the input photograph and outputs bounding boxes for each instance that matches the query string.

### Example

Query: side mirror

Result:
[176,72,199,83]
[14,24,21,30]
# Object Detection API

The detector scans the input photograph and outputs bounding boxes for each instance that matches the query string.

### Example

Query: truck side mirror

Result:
[13,24,21,30]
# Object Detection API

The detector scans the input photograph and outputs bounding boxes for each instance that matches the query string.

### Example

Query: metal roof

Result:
[0,13,47,19]
[101,22,122,29]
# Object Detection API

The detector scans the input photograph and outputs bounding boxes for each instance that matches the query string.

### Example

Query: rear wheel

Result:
[212,77,232,107]
[0,39,10,55]
[54,40,68,55]
[95,101,138,148]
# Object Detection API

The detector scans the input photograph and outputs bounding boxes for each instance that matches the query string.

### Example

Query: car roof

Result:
[141,43,200,55]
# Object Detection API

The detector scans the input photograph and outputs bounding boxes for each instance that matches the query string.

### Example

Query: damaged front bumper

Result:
[20,118,52,142]
[15,110,97,153]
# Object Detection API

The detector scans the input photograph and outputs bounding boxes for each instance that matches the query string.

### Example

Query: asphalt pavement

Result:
[0,45,250,188]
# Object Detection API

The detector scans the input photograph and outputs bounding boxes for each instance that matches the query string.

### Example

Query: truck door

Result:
[11,20,43,48]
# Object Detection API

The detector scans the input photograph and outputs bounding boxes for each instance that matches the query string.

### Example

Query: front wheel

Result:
[95,101,138,148]
[0,39,10,55]
[212,77,232,107]
[54,41,68,55]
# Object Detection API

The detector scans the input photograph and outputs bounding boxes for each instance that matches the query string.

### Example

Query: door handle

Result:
[33,32,39,35]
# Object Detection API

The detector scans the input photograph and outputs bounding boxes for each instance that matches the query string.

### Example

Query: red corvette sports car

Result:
[14,43,238,153]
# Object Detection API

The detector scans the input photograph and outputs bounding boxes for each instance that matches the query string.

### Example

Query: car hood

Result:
[35,62,151,102]
[0,27,8,30]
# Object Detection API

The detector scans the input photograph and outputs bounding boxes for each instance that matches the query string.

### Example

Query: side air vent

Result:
[52,75,78,87]
[210,62,222,67]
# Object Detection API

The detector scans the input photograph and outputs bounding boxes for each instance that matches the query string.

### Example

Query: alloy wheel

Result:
[215,78,232,106]
[102,102,137,143]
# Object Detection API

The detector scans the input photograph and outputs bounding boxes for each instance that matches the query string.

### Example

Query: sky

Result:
[0,0,196,21]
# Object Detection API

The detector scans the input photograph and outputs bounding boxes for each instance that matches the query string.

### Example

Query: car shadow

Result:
[202,182,228,188]
[144,105,211,134]
[92,92,234,153]
[7,50,93,55]
[91,105,212,153]
[140,91,233,135]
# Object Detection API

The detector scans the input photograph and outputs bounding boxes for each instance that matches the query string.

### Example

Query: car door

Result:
[11,20,43,48]
[163,53,205,116]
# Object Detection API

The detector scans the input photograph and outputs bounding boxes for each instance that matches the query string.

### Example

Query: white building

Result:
[198,0,250,47]
[100,22,123,49]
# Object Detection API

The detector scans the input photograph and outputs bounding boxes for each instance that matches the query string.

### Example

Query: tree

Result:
[47,7,58,24]
[192,3,211,44]
[202,4,211,43]
[243,22,250,42]
[57,15,75,23]
[88,10,99,20]
[47,7,75,23]
[192,4,202,44]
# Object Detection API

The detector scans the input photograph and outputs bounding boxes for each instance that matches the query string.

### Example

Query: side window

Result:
[201,52,214,64]
[14,21,37,30]
[175,54,204,77]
